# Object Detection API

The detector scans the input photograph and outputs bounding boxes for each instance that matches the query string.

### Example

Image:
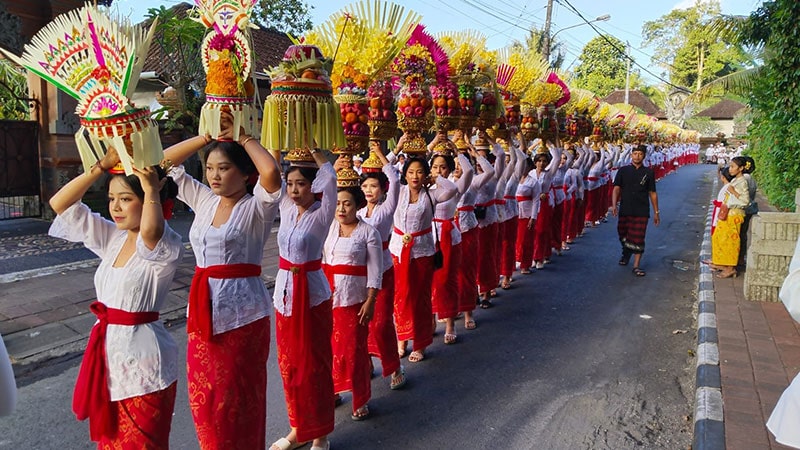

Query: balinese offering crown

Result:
[194,0,258,141]
[262,44,345,164]
[0,3,160,175]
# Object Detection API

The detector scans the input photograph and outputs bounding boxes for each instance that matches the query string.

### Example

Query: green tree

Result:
[255,0,313,37]
[0,59,29,120]
[145,6,206,133]
[642,0,752,90]
[512,27,565,70]
[572,35,628,98]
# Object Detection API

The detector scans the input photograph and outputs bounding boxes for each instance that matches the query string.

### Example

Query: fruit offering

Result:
[430,81,461,117]
[397,83,433,119]
[537,104,558,138]
[367,80,397,123]
[458,84,477,116]
[340,101,370,137]
[520,105,538,140]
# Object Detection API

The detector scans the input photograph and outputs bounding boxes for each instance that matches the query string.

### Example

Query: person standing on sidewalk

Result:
[49,148,183,447]
[611,144,660,277]
[162,118,283,449]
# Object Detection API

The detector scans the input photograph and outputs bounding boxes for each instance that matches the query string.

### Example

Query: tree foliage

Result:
[255,0,313,37]
[642,0,752,90]
[145,6,206,133]
[743,1,800,210]
[512,27,565,70]
[572,35,629,98]
[0,2,23,54]
[0,59,29,120]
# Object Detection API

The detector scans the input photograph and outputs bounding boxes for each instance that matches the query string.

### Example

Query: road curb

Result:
[693,201,725,450]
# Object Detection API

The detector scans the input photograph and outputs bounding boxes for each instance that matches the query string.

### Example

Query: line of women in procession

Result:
[46,113,700,450]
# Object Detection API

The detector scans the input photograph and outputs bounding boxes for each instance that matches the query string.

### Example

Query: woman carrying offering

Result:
[499,141,525,289]
[357,141,405,389]
[474,133,506,307]
[162,120,282,449]
[530,143,563,269]
[391,151,458,363]
[515,156,542,274]
[49,148,182,448]
[323,186,383,421]
[429,135,474,344]
[271,148,337,450]
[454,148,495,329]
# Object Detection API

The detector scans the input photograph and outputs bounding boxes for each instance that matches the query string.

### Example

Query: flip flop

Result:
[390,367,406,390]
[351,405,370,421]
[270,438,309,450]
[464,319,476,330]
[408,350,425,363]
[479,299,493,309]
[444,333,457,344]
[632,267,646,277]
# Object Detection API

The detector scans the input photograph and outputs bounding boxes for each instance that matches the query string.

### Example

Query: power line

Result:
[555,0,690,92]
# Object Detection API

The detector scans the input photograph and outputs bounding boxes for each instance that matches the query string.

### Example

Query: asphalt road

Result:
[0,164,714,449]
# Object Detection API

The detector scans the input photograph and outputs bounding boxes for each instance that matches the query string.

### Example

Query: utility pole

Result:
[624,41,631,105]
[543,0,554,61]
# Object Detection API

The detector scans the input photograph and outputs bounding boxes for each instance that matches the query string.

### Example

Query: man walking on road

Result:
[612,144,660,276]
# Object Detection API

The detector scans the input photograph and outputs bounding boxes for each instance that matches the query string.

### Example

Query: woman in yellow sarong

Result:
[711,156,750,278]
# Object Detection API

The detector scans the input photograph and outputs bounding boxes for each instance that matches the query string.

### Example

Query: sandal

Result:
[619,255,630,266]
[632,267,646,277]
[464,319,476,330]
[479,299,493,309]
[351,405,370,421]
[270,438,309,450]
[444,333,457,344]
[520,269,532,274]
[490,289,497,297]
[501,279,511,290]
[390,367,406,390]
[408,350,425,363]
[398,341,408,358]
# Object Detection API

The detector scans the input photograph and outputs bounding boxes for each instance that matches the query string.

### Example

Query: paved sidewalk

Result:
[0,212,279,368]
[714,273,800,450]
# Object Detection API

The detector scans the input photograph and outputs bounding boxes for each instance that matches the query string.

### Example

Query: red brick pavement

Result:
[715,273,800,450]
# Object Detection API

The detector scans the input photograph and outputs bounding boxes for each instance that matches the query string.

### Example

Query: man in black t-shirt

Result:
[612,145,660,276]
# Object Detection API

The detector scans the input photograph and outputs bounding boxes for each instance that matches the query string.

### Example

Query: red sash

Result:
[73,301,159,442]
[493,199,506,205]
[433,218,455,270]
[503,195,516,200]
[279,257,323,386]
[516,195,533,202]
[393,226,432,283]
[322,263,368,291]
[188,263,261,340]
[457,205,475,212]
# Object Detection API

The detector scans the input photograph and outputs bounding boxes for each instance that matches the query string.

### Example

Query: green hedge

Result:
[747,1,800,211]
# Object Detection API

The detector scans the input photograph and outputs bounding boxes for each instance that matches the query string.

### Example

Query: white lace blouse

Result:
[49,202,182,401]
[171,165,282,335]
[323,220,383,308]
[516,173,542,219]
[433,153,473,245]
[389,177,457,262]
[357,163,400,273]
[457,156,494,233]
[273,162,336,316]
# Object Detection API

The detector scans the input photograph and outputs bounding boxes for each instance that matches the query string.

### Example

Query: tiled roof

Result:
[602,90,666,119]
[695,99,747,120]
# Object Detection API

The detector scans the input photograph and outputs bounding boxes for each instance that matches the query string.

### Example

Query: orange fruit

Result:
[359,114,368,123]
[345,112,358,124]
[435,98,446,108]
[409,98,420,107]
[301,70,317,79]
[398,98,410,108]
[369,98,381,109]
[447,99,458,109]
[421,98,432,108]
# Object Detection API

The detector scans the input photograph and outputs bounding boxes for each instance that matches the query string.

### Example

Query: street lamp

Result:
[551,14,611,40]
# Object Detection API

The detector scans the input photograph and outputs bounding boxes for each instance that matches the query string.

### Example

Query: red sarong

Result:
[550,201,564,250]
[561,198,575,242]
[458,227,479,312]
[367,268,401,377]
[501,217,518,278]
[188,317,269,450]
[576,199,586,236]
[188,263,261,340]
[392,254,434,351]
[516,216,535,270]
[534,195,553,262]
[332,303,371,413]
[477,223,499,293]
[584,188,599,223]
[98,383,176,450]
[276,301,333,443]
[432,218,460,320]
[73,301,159,442]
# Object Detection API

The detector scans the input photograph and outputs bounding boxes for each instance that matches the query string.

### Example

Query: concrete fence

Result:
[744,210,800,302]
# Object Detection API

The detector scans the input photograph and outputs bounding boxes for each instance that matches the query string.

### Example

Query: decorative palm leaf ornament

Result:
[0,2,159,175]
[193,0,258,141]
